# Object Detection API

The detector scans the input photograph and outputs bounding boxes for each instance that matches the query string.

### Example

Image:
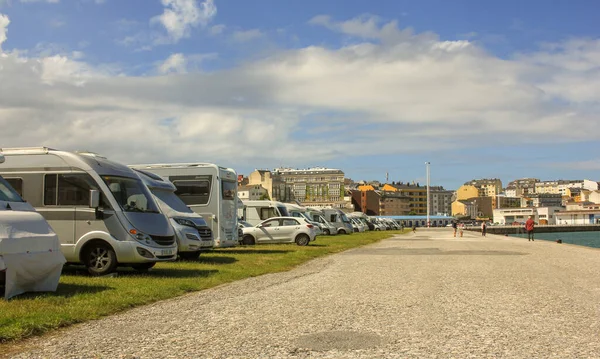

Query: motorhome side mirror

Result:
[89,190,100,208]
[0,154,5,164]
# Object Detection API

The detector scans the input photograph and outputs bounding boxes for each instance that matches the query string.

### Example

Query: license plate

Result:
[160,249,173,255]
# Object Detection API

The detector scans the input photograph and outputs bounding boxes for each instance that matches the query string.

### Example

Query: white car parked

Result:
[240,217,317,246]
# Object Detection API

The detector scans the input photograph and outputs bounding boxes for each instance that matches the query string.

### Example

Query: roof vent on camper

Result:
[76,151,107,159]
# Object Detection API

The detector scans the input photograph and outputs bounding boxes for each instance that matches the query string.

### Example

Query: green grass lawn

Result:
[0,230,402,344]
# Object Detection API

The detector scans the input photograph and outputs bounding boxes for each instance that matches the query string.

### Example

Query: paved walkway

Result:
[4,230,600,358]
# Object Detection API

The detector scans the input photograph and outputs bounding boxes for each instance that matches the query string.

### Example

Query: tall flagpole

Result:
[426,162,431,227]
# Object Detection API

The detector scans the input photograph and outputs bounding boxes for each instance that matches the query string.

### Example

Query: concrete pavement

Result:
[4,229,600,358]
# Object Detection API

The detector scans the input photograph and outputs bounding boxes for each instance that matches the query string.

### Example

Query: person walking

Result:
[481,222,487,237]
[459,222,465,237]
[525,216,535,241]
[452,220,458,237]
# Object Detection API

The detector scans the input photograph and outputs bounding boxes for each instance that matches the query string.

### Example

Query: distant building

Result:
[452,196,493,219]
[492,206,563,225]
[465,178,503,197]
[555,203,600,225]
[429,188,453,216]
[379,190,411,216]
[237,184,268,201]
[507,178,539,195]
[390,182,427,215]
[521,193,563,208]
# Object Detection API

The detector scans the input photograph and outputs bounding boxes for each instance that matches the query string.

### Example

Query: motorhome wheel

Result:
[323,228,330,235]
[131,262,156,272]
[83,241,117,276]
[295,234,310,246]
[179,251,201,261]
[242,235,256,245]
[337,229,347,235]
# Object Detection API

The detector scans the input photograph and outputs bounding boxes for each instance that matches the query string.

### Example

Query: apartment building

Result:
[506,178,539,195]
[430,188,453,216]
[273,167,345,206]
[237,184,268,201]
[390,182,428,215]
[521,193,563,208]
[465,178,503,197]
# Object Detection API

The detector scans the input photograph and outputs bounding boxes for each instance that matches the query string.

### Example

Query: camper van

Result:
[239,200,289,226]
[0,148,177,276]
[304,208,337,235]
[133,169,214,260]
[284,203,324,235]
[128,163,239,248]
[321,208,353,234]
[1,154,66,298]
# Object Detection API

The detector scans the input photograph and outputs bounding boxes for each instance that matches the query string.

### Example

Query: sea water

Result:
[510,231,600,249]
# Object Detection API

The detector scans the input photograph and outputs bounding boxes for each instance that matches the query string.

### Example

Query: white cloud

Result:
[157,53,187,74]
[152,0,216,43]
[231,29,263,42]
[0,13,8,51]
[209,24,225,35]
[0,15,599,170]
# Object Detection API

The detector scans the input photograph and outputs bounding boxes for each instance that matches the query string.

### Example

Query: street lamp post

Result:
[426,162,430,228]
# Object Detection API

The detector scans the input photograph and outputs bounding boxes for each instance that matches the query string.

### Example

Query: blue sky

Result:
[1,0,599,190]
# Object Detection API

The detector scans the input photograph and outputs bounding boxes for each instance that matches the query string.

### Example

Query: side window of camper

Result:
[259,207,277,220]
[173,180,211,205]
[44,174,100,206]
[4,178,23,197]
[221,180,236,200]
[329,214,337,222]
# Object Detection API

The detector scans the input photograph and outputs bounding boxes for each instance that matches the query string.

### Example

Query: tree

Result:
[259,193,270,200]
[408,211,418,216]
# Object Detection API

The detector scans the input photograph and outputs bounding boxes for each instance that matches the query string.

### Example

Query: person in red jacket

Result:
[525,216,535,241]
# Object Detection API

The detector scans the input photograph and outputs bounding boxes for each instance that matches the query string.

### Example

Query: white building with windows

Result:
[237,184,268,201]
[492,207,562,225]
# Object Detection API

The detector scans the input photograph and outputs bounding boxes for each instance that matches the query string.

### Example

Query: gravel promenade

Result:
[3,229,600,358]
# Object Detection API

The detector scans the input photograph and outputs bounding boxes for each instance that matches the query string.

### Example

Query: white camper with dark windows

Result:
[321,208,353,234]
[239,200,290,226]
[133,169,214,260]
[128,163,239,248]
[0,148,177,276]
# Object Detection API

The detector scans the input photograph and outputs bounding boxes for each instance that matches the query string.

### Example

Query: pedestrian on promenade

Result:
[481,222,487,237]
[412,225,417,233]
[452,220,458,237]
[525,216,535,241]
[459,222,465,237]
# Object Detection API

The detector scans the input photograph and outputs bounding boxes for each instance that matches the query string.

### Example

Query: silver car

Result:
[240,217,317,246]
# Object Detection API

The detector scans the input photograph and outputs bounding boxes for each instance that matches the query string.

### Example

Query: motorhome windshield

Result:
[0,176,24,202]
[277,205,289,217]
[151,188,194,214]
[102,176,160,213]
[340,213,351,223]
[222,180,236,200]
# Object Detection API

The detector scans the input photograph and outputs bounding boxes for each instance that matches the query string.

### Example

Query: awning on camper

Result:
[0,211,66,300]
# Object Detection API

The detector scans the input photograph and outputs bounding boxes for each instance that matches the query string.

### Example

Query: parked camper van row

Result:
[0,147,239,276]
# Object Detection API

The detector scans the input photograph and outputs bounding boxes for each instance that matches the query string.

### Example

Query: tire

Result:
[179,251,201,261]
[83,241,117,276]
[338,229,347,235]
[131,262,156,272]
[295,234,310,246]
[323,229,330,235]
[242,234,256,245]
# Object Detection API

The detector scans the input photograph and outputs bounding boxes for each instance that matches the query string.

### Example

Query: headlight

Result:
[129,228,151,242]
[174,218,196,227]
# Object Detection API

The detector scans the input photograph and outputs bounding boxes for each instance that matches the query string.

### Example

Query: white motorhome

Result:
[0,148,177,276]
[283,203,323,235]
[304,208,337,235]
[1,154,66,299]
[128,163,238,248]
[239,200,289,226]
[321,208,354,234]
[133,169,214,260]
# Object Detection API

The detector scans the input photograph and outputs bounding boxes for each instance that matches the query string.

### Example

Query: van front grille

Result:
[197,227,213,241]
[150,235,175,246]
